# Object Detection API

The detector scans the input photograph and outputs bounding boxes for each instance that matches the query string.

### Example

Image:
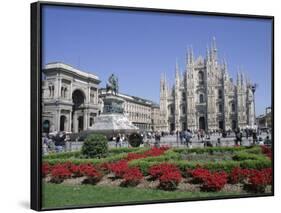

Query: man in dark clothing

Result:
[252,130,257,145]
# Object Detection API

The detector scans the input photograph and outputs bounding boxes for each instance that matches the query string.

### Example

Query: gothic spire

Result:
[176,58,179,71]
[223,58,228,71]
[210,37,218,63]
[186,46,190,67]
[206,45,210,62]
[190,45,194,63]
[237,67,241,86]
[175,58,180,86]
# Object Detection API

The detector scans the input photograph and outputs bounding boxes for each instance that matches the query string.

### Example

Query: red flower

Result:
[261,145,272,160]
[50,164,72,183]
[149,163,179,180]
[125,153,146,161]
[122,167,143,186]
[69,164,85,177]
[81,164,102,184]
[96,162,111,173]
[228,167,252,184]
[188,168,211,184]
[201,171,228,192]
[159,170,182,190]
[144,147,167,157]
[108,160,129,178]
[247,168,272,193]
[42,162,51,178]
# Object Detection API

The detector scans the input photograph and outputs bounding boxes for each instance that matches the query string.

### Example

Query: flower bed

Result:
[42,146,272,194]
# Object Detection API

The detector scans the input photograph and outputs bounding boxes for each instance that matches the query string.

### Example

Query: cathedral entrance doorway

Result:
[219,120,224,130]
[232,120,237,130]
[170,123,175,132]
[182,122,187,131]
[199,117,206,130]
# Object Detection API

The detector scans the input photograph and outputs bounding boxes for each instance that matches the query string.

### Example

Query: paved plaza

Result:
[62,132,271,152]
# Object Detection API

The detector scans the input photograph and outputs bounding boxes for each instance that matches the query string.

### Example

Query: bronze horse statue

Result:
[106,74,119,95]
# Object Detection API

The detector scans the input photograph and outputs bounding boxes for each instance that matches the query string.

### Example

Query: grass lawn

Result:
[42,183,243,209]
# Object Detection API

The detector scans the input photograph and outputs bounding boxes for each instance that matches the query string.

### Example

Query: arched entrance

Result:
[72,90,85,109]
[60,115,66,131]
[199,117,206,130]
[43,120,50,133]
[72,90,85,132]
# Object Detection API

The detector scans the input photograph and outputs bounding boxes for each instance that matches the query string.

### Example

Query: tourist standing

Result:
[252,129,257,145]
[185,129,192,148]
[116,133,121,148]
[154,132,161,148]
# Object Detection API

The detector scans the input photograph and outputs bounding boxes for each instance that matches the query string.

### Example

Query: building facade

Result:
[256,107,272,130]
[159,38,256,132]
[42,62,101,133]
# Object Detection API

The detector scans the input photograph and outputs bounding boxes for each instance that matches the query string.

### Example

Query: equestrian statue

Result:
[106,74,119,95]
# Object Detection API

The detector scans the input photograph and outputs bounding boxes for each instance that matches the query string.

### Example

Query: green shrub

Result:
[170,160,199,172]
[129,159,240,175]
[128,160,157,175]
[173,146,246,155]
[232,151,267,161]
[43,151,81,159]
[109,147,148,154]
[81,134,108,158]
[240,159,271,170]
[202,161,240,173]
[243,146,262,154]
[128,133,143,147]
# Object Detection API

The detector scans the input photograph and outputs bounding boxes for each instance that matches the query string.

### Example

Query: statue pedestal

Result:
[88,95,139,137]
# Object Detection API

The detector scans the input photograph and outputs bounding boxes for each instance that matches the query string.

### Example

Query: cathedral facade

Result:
[159,38,256,132]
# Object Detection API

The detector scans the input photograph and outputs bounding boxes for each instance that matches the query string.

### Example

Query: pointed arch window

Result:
[182,92,186,101]
[198,71,204,85]
[182,105,186,114]
[219,104,223,113]
[231,102,236,112]
[218,89,223,99]
[199,94,204,103]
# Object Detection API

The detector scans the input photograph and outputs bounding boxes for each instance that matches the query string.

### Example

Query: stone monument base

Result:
[86,113,139,138]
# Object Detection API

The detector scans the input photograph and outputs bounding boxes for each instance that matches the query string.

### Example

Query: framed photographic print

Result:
[31,1,274,211]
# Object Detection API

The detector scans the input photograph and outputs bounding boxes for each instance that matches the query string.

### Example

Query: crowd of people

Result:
[42,132,68,154]
[42,127,271,154]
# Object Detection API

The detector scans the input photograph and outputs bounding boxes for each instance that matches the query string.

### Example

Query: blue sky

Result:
[42,5,272,116]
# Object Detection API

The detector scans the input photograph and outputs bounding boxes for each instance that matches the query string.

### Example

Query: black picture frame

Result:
[31,1,274,211]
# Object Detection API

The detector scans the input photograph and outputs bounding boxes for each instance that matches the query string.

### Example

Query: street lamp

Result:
[250,83,257,127]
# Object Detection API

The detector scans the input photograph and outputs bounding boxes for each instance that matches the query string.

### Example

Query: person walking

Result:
[116,133,121,148]
[252,129,257,145]
[185,129,192,148]
[154,132,161,148]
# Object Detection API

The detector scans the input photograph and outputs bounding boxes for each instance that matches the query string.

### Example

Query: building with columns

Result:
[42,62,101,133]
[159,38,256,132]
